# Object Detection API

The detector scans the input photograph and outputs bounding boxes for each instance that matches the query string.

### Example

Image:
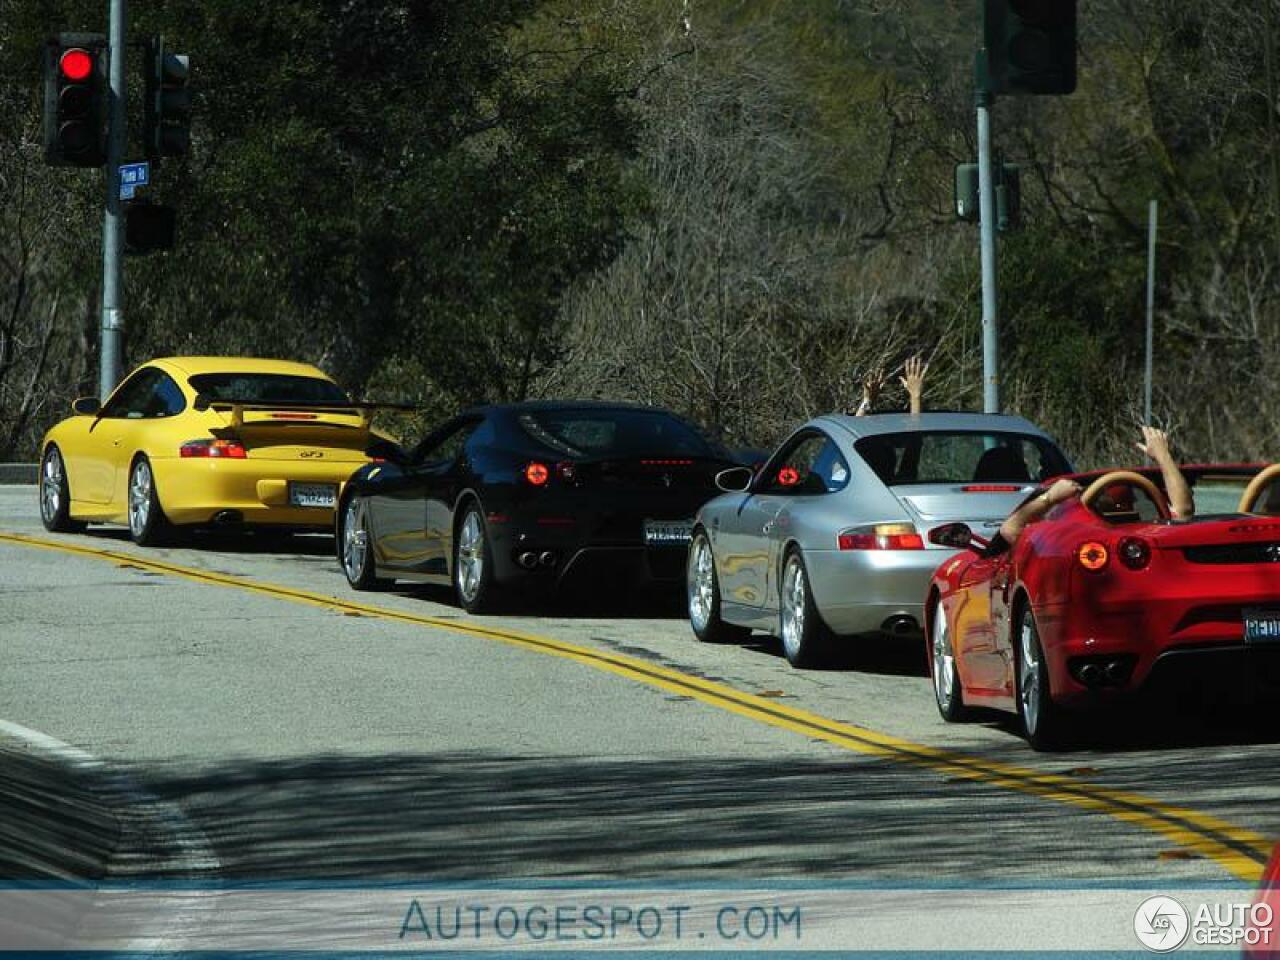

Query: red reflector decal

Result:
[962,484,1023,493]
[536,517,575,526]
[269,412,319,420]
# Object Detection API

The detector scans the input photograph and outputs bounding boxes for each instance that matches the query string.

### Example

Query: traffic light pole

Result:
[976,72,1000,414]
[99,0,126,401]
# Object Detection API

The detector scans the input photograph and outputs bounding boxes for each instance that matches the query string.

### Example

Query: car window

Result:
[146,372,187,418]
[761,433,848,495]
[517,409,715,458]
[855,431,1071,485]
[101,368,164,419]
[414,419,481,466]
[188,373,349,405]
[1193,475,1254,515]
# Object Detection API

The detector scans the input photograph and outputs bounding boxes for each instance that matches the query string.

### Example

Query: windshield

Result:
[855,430,1072,486]
[516,409,716,459]
[188,373,350,405]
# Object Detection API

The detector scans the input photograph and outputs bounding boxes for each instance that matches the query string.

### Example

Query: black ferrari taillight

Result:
[522,461,550,486]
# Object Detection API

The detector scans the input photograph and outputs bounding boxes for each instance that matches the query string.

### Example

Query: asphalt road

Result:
[1,484,1278,938]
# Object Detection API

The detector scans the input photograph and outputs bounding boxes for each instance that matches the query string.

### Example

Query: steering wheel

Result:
[1238,463,1280,514]
[1079,470,1170,521]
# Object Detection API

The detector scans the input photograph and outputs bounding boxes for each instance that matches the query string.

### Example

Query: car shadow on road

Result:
[78,526,336,558]
[741,633,929,678]
[128,747,1276,885]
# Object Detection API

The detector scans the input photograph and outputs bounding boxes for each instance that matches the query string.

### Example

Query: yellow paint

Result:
[1,530,1271,882]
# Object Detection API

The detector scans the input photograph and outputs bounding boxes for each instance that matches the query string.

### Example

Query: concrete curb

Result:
[0,464,37,485]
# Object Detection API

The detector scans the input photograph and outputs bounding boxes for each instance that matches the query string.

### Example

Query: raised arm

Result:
[855,366,886,416]
[997,478,1081,548]
[1137,426,1193,520]
[900,355,928,417]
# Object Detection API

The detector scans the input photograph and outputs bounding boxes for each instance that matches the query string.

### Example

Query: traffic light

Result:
[124,203,177,255]
[983,0,1077,96]
[42,33,107,167]
[955,162,1022,231]
[144,37,190,158]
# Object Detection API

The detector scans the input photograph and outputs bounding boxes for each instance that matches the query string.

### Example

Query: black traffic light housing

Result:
[983,0,1077,96]
[42,33,108,167]
[125,202,177,255]
[144,37,191,158]
[955,162,1022,231]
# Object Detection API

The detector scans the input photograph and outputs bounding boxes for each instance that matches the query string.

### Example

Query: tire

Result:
[778,548,831,668]
[687,531,750,643]
[1015,602,1067,751]
[340,495,389,590]
[453,504,503,614]
[930,598,970,722]
[127,455,172,546]
[39,445,85,533]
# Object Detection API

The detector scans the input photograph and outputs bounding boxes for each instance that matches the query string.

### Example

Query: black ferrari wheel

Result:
[930,598,969,722]
[1015,602,1066,751]
[687,531,750,643]
[39,445,85,533]
[340,495,389,590]
[454,505,503,614]
[127,455,172,546]
[778,548,831,667]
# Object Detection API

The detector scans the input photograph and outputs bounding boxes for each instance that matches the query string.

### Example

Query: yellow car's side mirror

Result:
[72,396,101,416]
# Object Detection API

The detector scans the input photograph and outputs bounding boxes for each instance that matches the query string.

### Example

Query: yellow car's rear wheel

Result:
[128,456,173,546]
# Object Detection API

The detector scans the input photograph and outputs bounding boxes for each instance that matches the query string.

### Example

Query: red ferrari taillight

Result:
[180,438,247,459]
[556,461,576,483]
[838,523,925,551]
[523,461,550,486]
[1117,537,1151,570]
[961,484,1024,493]
[1076,541,1109,571]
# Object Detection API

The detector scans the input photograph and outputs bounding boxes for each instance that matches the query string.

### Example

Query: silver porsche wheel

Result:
[778,550,827,667]
[456,511,484,605]
[688,535,714,634]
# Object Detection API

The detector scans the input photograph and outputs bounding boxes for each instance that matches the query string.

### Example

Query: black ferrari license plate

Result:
[1243,608,1280,645]
[289,482,337,508]
[644,519,693,547]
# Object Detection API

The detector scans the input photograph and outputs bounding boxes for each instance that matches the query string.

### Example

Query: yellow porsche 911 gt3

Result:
[38,356,390,545]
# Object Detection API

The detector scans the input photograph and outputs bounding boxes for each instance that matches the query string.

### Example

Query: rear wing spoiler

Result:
[193,396,421,430]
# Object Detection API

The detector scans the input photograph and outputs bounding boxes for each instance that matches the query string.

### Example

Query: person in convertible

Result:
[982,426,1193,558]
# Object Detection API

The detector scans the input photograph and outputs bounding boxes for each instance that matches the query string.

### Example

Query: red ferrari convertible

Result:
[925,463,1280,749]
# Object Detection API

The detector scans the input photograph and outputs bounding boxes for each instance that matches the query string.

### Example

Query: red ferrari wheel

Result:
[930,599,969,722]
[1015,603,1066,751]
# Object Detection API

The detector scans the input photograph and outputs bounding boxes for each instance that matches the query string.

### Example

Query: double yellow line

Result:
[2,530,1272,882]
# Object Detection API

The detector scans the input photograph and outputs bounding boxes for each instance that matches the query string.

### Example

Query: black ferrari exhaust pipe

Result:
[1104,659,1130,685]
[1077,663,1104,687]
[517,551,538,570]
[538,551,557,568]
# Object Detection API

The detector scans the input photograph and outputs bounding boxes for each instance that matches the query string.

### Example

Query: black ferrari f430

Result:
[336,402,744,611]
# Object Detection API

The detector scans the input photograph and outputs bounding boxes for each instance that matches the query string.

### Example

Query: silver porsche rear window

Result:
[855,431,1071,486]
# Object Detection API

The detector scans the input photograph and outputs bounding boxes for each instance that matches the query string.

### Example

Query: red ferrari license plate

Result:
[1243,608,1280,645]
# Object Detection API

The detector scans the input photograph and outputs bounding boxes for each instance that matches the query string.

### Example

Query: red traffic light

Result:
[59,48,93,82]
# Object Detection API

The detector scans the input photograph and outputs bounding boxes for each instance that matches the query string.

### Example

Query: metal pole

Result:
[976,80,999,414]
[1144,199,1158,424]
[100,0,126,401]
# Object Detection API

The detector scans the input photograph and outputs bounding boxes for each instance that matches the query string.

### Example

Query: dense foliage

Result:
[3,0,1279,467]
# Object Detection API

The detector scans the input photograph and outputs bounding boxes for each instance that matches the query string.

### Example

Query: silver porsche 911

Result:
[686,412,1074,666]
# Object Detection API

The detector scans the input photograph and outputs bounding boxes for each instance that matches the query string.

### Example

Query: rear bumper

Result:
[151,456,362,527]
[804,547,959,636]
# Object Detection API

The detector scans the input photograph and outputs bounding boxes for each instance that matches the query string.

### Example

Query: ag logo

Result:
[1134,895,1189,952]
[300,450,324,458]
